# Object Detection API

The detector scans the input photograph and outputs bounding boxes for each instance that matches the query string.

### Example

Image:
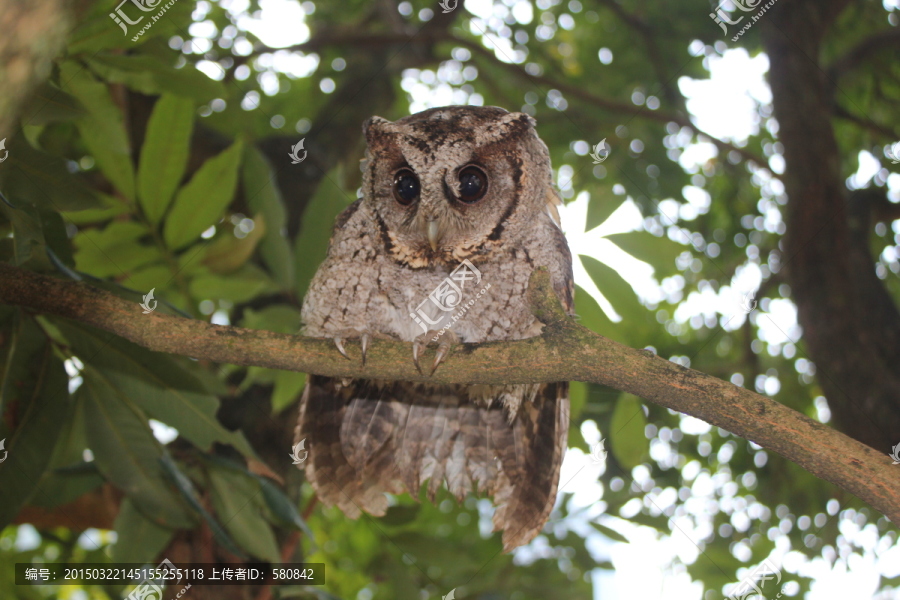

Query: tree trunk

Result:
[0,0,76,138]
[763,0,900,452]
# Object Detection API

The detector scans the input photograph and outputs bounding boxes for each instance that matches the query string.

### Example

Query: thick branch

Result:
[1,263,898,526]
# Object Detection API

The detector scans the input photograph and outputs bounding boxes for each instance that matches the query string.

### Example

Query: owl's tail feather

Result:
[295,376,569,552]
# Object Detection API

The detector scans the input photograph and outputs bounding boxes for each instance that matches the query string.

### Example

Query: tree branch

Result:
[594,0,686,113]
[833,103,899,141]
[1,262,898,526]
[828,29,900,82]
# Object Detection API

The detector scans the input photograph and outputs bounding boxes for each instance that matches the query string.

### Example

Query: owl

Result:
[294,105,575,552]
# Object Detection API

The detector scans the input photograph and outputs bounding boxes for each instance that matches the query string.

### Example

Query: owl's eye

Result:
[457,165,488,204]
[393,168,420,206]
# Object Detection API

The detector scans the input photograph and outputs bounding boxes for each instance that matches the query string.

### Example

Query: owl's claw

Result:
[412,341,423,373]
[360,333,370,366]
[431,342,451,376]
[333,337,350,360]
[330,329,386,363]
[413,329,458,376]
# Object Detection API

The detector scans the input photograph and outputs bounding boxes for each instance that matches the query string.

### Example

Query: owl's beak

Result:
[426,219,441,251]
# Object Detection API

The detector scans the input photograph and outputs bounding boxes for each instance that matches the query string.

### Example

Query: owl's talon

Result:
[360,333,370,366]
[412,342,423,374]
[413,329,458,376]
[431,344,450,375]
[334,337,350,360]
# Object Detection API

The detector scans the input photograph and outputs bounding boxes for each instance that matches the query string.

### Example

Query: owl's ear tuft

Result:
[488,113,537,137]
[363,116,393,145]
[504,112,537,129]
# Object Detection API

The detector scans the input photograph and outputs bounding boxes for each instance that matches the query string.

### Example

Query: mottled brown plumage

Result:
[295,106,574,551]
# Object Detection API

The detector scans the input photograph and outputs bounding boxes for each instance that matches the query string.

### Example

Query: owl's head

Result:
[361,106,558,268]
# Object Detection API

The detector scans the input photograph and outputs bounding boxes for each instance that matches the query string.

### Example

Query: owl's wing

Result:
[296,376,569,552]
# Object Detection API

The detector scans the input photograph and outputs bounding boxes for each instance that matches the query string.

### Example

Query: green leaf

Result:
[158,454,246,558]
[608,393,647,470]
[585,195,623,232]
[294,170,353,299]
[124,263,172,293]
[0,133,100,212]
[243,147,294,289]
[163,140,244,250]
[62,193,131,225]
[53,320,257,458]
[67,1,195,54]
[0,316,70,528]
[579,255,645,328]
[112,498,175,563]
[573,285,615,335]
[567,381,589,450]
[605,230,684,279]
[188,264,280,303]
[272,370,307,413]
[87,55,227,103]
[29,392,104,509]
[0,201,41,267]
[79,369,195,529]
[201,214,267,274]
[590,521,630,543]
[569,381,588,422]
[256,476,314,541]
[41,209,75,268]
[72,220,160,278]
[208,465,282,563]
[19,82,86,126]
[60,62,136,201]
[138,94,195,225]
